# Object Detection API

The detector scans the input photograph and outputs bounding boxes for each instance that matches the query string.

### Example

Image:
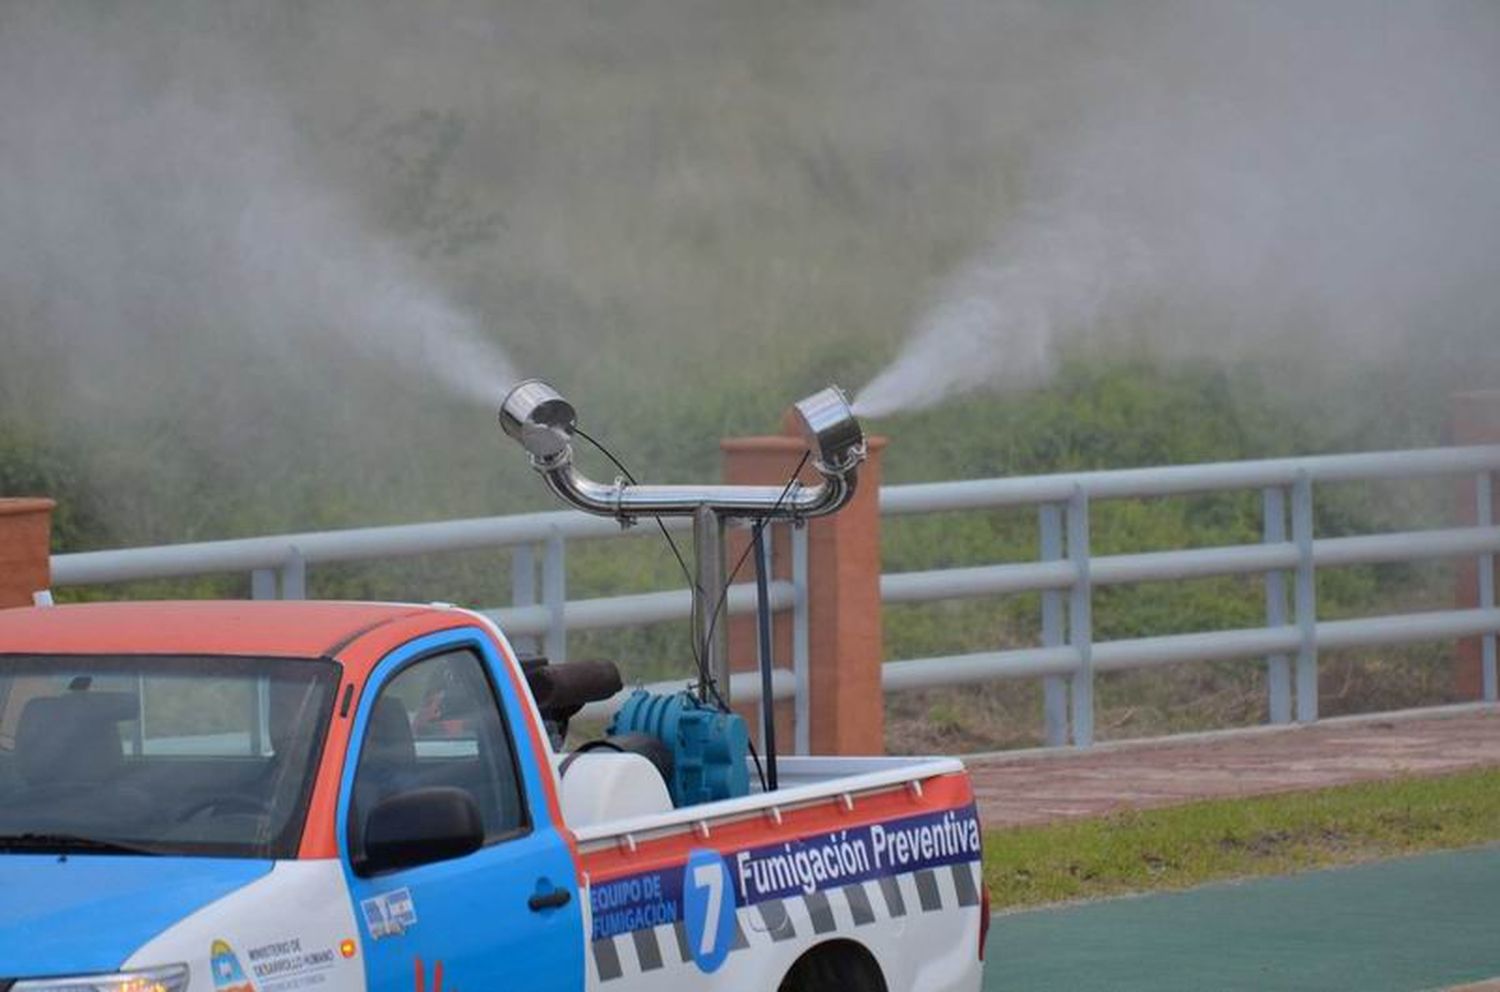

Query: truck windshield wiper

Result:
[0,832,162,855]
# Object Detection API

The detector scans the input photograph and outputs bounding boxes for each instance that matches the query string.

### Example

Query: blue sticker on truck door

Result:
[360,887,418,940]
[682,850,735,974]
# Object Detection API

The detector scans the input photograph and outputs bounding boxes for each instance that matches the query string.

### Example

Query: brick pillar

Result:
[722,428,887,756]
[1454,391,1500,698]
[0,498,56,608]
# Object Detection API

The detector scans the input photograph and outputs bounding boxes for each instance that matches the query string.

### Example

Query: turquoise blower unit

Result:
[607,689,750,806]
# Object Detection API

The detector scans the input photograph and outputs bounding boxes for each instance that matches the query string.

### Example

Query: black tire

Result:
[777,940,887,992]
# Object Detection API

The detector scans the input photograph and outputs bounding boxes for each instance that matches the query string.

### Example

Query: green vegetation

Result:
[982,768,1500,911]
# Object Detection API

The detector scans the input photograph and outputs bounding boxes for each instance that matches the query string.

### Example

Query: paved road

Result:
[983,845,1500,991]
[967,707,1500,829]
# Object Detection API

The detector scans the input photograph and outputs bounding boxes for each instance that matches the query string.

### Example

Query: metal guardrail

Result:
[49,444,1500,750]
[878,445,1500,745]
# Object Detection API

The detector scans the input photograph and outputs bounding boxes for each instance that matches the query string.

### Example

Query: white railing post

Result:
[1067,487,1095,746]
[134,673,148,755]
[543,528,567,663]
[791,523,811,756]
[254,678,272,756]
[1263,486,1293,724]
[1292,472,1319,722]
[1039,503,1069,746]
[1478,471,1496,702]
[510,543,538,656]
[279,547,306,601]
[251,568,277,601]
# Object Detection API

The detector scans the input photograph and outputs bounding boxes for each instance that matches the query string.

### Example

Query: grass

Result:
[981,767,1500,911]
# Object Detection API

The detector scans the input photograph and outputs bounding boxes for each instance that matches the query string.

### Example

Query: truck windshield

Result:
[0,654,338,860]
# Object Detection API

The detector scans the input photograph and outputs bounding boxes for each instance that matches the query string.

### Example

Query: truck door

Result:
[340,632,584,992]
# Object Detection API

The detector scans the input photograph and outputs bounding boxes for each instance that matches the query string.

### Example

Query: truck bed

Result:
[569,751,984,990]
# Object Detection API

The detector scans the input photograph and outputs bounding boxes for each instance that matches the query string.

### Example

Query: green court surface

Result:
[984,845,1500,991]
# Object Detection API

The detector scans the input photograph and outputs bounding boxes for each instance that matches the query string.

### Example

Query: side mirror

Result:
[359,787,484,876]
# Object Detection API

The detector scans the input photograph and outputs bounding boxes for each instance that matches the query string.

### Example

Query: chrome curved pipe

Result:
[537,467,857,521]
[500,380,865,523]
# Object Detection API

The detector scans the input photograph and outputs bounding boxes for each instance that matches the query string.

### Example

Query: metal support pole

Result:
[791,523,811,755]
[1263,487,1293,724]
[510,543,538,655]
[1067,487,1095,747]
[279,547,306,601]
[543,529,567,664]
[694,507,729,704]
[1478,472,1496,702]
[1292,472,1319,722]
[251,568,277,601]
[754,524,779,790]
[1039,504,1069,746]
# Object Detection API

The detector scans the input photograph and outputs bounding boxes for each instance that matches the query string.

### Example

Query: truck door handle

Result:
[528,886,572,912]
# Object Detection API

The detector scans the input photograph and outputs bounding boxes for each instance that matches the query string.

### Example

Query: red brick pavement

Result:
[966,706,1500,829]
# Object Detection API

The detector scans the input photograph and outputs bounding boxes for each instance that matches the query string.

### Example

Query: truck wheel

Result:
[777,939,887,992]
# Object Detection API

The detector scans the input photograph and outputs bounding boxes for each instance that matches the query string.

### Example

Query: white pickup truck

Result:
[0,381,988,990]
[0,600,987,992]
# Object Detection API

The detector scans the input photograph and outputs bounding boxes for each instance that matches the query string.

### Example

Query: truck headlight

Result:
[12,965,190,992]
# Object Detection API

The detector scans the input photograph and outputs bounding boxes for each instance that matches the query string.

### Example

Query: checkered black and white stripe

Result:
[589,860,982,983]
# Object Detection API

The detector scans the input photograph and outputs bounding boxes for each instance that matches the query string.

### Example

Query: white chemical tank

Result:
[552,751,673,828]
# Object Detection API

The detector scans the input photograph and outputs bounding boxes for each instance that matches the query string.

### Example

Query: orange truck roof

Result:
[0,600,460,660]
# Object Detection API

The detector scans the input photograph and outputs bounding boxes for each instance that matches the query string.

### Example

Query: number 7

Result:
[691,863,723,955]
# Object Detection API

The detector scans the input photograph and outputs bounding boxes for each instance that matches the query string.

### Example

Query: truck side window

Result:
[349,649,527,862]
